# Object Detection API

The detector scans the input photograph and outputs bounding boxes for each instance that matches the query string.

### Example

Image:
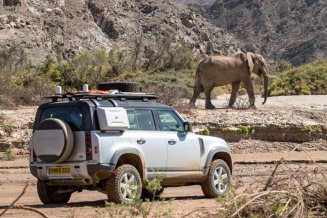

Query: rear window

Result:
[40,106,84,131]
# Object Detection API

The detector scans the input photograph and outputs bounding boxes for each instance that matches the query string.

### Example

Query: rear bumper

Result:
[29,162,116,185]
[86,162,116,180]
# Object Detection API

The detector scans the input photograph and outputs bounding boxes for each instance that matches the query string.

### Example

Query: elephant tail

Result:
[193,66,200,83]
[193,58,206,82]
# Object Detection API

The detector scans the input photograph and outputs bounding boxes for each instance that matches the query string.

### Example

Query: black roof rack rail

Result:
[45,93,159,103]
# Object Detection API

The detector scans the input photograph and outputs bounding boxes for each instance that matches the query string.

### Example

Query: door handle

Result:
[168,139,177,145]
[137,139,146,144]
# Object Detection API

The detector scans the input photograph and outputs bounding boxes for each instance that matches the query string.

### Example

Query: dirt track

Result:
[0,95,327,217]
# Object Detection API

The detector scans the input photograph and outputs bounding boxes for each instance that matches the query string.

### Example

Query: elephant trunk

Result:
[262,74,268,105]
[261,65,272,105]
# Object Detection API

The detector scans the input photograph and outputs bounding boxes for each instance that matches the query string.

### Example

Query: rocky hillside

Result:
[0,0,240,66]
[174,0,327,66]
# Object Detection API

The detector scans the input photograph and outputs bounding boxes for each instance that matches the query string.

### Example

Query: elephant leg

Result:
[243,80,256,108]
[228,81,241,107]
[204,85,215,109]
[189,80,204,108]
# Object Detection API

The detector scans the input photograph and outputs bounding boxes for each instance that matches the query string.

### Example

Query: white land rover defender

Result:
[29,84,232,204]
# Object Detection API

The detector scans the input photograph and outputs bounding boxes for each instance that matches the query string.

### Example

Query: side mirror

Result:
[183,121,193,132]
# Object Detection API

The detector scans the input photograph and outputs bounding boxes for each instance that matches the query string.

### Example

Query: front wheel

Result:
[201,159,231,198]
[37,180,72,204]
[106,164,142,204]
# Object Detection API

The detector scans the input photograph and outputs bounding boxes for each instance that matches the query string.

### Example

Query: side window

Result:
[135,110,156,131]
[127,110,138,130]
[157,110,184,132]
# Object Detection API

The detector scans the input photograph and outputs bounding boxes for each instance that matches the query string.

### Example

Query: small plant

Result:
[301,126,314,133]
[236,125,250,135]
[217,186,236,203]
[0,113,13,136]
[201,127,210,136]
[1,147,15,161]
[145,174,164,200]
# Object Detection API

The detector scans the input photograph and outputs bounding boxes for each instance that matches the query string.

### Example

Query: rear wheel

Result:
[106,164,142,204]
[201,159,231,198]
[37,180,72,204]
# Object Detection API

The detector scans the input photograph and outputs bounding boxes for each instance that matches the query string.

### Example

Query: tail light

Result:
[29,148,37,162]
[85,132,92,160]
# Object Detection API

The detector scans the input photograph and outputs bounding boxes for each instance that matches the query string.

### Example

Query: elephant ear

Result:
[238,52,247,62]
[246,52,254,75]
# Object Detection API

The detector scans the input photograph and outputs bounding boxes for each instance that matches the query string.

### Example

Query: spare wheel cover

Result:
[32,118,74,163]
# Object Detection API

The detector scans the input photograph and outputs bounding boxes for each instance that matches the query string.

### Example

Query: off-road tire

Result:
[106,164,142,204]
[141,187,164,201]
[37,180,72,204]
[97,82,140,92]
[201,159,231,198]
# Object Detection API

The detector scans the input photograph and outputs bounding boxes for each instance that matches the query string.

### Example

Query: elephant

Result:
[189,52,273,109]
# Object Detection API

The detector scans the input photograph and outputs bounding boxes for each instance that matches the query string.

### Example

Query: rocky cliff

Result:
[0,0,240,66]
[174,0,327,66]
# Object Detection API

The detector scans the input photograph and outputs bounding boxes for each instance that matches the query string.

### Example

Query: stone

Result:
[0,140,11,152]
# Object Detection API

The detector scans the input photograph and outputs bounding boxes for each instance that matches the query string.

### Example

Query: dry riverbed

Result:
[0,95,326,217]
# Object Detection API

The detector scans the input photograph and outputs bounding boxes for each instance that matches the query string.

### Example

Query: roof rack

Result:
[45,93,159,103]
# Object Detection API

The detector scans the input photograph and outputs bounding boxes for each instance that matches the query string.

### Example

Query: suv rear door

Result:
[155,110,200,171]
[32,102,92,163]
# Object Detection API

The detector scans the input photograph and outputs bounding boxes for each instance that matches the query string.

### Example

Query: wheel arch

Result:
[204,148,233,175]
[110,148,146,181]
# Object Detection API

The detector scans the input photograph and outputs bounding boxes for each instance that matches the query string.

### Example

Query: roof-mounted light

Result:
[83,84,89,93]
[55,86,63,95]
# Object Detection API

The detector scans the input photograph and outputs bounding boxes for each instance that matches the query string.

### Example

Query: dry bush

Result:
[143,85,188,107]
[224,148,327,218]
[233,95,250,110]
[224,95,250,109]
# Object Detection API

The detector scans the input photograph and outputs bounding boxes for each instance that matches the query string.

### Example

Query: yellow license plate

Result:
[48,167,71,175]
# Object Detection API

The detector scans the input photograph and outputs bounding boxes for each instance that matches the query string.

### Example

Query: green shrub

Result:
[236,126,250,135]
[269,59,327,96]
[301,126,314,133]
[201,128,210,136]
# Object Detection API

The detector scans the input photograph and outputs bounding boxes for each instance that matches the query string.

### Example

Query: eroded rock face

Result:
[87,0,240,56]
[0,0,111,66]
[0,0,240,66]
[174,0,327,66]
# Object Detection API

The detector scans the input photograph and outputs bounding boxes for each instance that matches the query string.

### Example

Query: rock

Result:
[180,13,196,28]
[57,0,65,7]
[100,18,120,39]
[7,14,17,23]
[139,4,157,14]
[11,140,26,149]
[0,140,12,152]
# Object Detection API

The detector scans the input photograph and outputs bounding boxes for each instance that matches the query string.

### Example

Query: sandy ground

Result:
[0,95,326,217]
[0,152,326,218]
